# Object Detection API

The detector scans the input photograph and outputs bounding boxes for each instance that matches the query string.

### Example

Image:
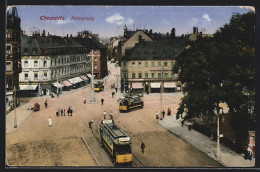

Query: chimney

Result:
[193,27,196,34]
[171,28,176,39]
[70,34,72,38]
[48,32,49,36]
[42,30,45,37]
[67,34,68,38]
[196,27,199,34]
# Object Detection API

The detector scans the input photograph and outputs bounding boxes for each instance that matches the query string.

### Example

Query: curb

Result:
[81,134,100,166]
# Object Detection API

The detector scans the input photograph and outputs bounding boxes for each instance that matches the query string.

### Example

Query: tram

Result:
[119,94,144,112]
[93,81,104,92]
[100,120,132,165]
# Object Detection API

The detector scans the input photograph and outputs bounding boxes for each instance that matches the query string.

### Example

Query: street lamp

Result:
[13,86,17,128]
[160,65,164,120]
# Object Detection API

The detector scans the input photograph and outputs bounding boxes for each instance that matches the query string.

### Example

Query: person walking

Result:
[162,110,165,118]
[70,109,73,116]
[56,110,59,117]
[45,99,48,108]
[110,111,113,120]
[67,107,70,116]
[89,120,93,129]
[61,109,63,116]
[48,117,52,127]
[167,108,170,116]
[141,142,145,153]
[101,98,104,105]
[112,92,114,98]
[84,97,86,104]
[115,87,118,93]
[103,111,107,119]
[64,109,66,116]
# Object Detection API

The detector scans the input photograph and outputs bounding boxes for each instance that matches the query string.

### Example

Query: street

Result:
[6,62,222,167]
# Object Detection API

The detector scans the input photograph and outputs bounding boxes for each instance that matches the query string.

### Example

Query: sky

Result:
[12,6,254,39]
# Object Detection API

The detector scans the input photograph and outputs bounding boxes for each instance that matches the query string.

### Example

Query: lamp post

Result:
[89,49,96,103]
[160,65,164,120]
[14,86,17,128]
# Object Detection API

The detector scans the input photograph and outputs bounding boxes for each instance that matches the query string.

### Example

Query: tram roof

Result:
[103,122,128,139]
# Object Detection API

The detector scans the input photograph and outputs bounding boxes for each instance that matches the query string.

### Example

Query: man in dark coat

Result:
[162,110,165,118]
[101,98,104,105]
[141,142,145,153]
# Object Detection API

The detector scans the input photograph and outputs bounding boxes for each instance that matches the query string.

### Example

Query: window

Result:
[158,73,162,78]
[145,62,148,67]
[25,73,29,80]
[95,57,97,61]
[151,62,155,67]
[164,73,168,78]
[6,45,11,54]
[132,62,135,66]
[34,61,38,67]
[94,65,97,69]
[43,61,47,67]
[44,73,47,79]
[171,61,175,66]
[34,73,38,80]
[123,62,127,66]
[158,62,161,67]
[145,73,148,78]
[138,73,142,78]
[6,62,12,71]
[94,50,98,55]
[24,61,28,67]
[171,73,175,78]
[6,32,11,39]
[164,62,168,66]
[138,62,142,67]
[132,73,136,79]
[151,73,155,78]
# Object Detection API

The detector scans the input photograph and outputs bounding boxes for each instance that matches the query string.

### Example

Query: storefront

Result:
[68,77,84,89]
[131,82,143,93]
[62,80,73,91]
[52,82,64,94]
[80,75,89,84]
[163,82,176,92]
[150,82,161,93]
[19,84,38,97]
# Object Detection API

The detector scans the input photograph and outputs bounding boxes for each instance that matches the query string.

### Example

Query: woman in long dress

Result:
[48,117,52,127]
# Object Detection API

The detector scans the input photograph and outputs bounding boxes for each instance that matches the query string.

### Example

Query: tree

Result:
[175,12,255,152]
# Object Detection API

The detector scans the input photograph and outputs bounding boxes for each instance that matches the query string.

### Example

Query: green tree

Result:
[175,11,255,152]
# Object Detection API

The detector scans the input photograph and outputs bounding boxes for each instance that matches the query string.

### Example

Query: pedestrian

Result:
[61,109,64,116]
[45,99,48,108]
[110,111,113,120]
[141,142,145,153]
[104,111,107,119]
[162,110,165,118]
[115,87,118,93]
[101,98,104,105]
[156,111,159,119]
[70,109,73,116]
[64,109,66,116]
[167,108,170,116]
[84,97,86,104]
[181,120,184,127]
[112,92,114,98]
[67,107,70,116]
[169,108,172,116]
[89,120,93,129]
[48,117,52,127]
[56,111,59,117]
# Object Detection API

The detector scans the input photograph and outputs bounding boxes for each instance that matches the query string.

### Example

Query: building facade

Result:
[19,33,91,96]
[6,7,22,113]
[121,38,188,93]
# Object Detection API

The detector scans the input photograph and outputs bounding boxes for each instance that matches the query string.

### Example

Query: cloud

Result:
[202,14,211,22]
[126,18,134,25]
[106,13,124,25]
[239,6,255,12]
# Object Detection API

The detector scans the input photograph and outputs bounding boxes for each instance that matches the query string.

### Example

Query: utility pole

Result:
[160,65,164,120]
[13,86,17,128]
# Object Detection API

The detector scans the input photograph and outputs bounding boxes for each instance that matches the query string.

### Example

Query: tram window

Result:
[115,144,132,154]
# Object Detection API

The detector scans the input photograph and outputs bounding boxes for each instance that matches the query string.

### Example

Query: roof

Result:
[74,37,106,49]
[123,37,188,60]
[103,122,128,140]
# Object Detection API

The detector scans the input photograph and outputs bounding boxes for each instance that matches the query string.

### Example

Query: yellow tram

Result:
[119,94,144,112]
[93,81,104,92]
[100,120,132,165]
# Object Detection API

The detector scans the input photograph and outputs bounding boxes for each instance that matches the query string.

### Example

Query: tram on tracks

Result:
[93,81,104,92]
[100,120,132,165]
[119,94,144,112]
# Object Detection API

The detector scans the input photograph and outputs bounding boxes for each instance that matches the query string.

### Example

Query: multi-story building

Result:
[121,37,188,93]
[19,32,91,96]
[6,7,22,113]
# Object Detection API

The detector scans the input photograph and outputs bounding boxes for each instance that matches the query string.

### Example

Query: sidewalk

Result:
[158,115,255,167]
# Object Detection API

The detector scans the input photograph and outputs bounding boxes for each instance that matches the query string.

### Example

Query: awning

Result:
[80,75,89,81]
[62,80,73,87]
[151,83,161,88]
[68,77,84,84]
[52,82,64,88]
[19,85,38,91]
[132,82,143,89]
[87,73,94,79]
[163,82,176,88]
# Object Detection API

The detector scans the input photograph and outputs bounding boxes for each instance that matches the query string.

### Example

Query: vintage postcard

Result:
[5,5,255,168]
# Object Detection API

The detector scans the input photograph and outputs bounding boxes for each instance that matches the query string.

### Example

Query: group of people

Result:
[160,108,172,119]
[103,111,114,120]
[56,107,73,117]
